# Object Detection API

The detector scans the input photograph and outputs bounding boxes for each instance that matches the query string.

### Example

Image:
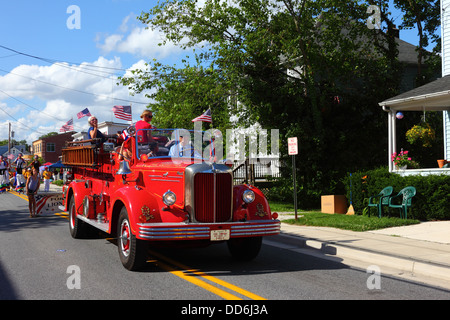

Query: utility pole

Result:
[8,122,11,164]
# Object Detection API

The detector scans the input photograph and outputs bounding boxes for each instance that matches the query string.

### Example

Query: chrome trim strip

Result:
[138,220,280,240]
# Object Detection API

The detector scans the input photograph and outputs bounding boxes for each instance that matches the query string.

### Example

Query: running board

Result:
[77,214,110,233]
[58,205,110,233]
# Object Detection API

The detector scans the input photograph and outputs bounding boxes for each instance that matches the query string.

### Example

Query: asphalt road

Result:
[1,190,449,303]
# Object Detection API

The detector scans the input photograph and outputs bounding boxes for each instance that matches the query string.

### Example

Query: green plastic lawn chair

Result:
[388,186,416,219]
[367,186,393,218]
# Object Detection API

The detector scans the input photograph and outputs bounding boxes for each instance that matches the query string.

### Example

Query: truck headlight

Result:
[162,190,177,206]
[242,189,255,204]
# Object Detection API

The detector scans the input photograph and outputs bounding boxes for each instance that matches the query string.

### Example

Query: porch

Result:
[393,167,450,177]
[379,75,450,175]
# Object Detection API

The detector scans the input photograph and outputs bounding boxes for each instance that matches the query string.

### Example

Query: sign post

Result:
[288,137,298,219]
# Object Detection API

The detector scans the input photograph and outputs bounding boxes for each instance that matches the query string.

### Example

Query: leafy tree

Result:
[38,132,58,140]
[0,139,28,146]
[121,0,432,207]
[393,0,441,85]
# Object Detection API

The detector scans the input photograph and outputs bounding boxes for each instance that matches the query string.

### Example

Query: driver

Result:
[168,134,201,158]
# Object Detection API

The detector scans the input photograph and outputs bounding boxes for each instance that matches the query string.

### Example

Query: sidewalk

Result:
[42,183,63,193]
[276,214,450,289]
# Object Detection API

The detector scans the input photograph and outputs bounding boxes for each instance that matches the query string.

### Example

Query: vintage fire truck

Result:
[60,127,280,270]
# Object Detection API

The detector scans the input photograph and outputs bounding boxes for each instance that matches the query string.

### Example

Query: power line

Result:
[0,44,129,73]
[0,44,151,105]
[0,43,184,82]
[0,104,49,136]
[0,67,148,105]
[0,89,73,125]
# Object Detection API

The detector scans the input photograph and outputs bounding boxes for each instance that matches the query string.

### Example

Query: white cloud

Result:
[0,56,149,145]
[0,12,167,146]
[96,14,183,59]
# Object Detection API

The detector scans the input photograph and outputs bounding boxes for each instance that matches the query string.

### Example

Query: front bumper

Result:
[137,220,281,240]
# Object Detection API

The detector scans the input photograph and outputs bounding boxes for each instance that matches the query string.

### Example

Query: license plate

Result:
[210,229,230,241]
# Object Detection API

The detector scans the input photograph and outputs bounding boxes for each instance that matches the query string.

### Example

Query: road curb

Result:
[275,232,450,284]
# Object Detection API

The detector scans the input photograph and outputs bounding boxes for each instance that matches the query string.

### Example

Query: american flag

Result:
[77,108,91,119]
[121,129,130,141]
[59,118,74,132]
[192,108,212,123]
[113,105,132,121]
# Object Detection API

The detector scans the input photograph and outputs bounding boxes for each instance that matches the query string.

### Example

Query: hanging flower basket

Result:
[405,123,435,147]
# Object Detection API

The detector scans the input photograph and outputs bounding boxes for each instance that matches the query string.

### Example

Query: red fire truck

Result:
[61,127,280,270]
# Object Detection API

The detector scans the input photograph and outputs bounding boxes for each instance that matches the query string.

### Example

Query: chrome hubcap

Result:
[120,220,130,257]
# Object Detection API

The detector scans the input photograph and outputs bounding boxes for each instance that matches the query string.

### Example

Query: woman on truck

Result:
[135,110,154,144]
[88,116,107,142]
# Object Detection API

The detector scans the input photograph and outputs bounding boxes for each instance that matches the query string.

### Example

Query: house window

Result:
[47,143,55,152]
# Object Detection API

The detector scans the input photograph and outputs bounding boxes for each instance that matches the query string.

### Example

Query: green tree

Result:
[121,0,412,207]
[393,0,441,85]
[0,139,28,146]
[38,132,58,140]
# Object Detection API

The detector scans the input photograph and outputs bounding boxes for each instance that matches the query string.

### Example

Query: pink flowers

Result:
[391,149,417,168]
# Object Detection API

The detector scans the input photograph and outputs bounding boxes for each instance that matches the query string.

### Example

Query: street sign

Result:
[287,137,298,219]
[288,137,298,155]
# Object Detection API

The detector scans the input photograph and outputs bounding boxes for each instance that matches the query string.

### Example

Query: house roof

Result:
[379,75,450,111]
[0,145,30,157]
[396,37,422,65]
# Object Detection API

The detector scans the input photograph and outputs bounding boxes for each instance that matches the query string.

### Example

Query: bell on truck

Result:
[116,160,132,175]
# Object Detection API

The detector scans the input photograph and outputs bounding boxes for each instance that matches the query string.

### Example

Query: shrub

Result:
[342,167,450,221]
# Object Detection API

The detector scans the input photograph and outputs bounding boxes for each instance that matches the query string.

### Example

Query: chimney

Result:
[389,24,400,38]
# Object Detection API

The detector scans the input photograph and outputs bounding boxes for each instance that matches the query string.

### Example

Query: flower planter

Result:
[437,159,448,168]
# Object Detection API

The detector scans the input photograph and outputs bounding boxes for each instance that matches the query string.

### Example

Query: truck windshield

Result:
[135,128,221,162]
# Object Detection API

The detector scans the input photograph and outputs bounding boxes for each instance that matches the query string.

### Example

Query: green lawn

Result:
[269,201,420,232]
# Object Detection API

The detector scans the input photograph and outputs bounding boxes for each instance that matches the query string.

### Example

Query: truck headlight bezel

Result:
[242,189,255,204]
[162,190,177,206]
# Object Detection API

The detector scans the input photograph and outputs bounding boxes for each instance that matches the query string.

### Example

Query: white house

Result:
[72,121,129,141]
[0,145,31,162]
[379,0,450,176]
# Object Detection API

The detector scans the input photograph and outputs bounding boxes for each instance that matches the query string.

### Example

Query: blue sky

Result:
[0,0,184,144]
[0,0,440,145]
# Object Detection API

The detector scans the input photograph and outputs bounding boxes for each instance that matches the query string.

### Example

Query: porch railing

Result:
[232,157,281,184]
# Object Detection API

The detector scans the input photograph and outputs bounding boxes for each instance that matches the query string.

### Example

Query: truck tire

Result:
[227,236,262,261]
[69,195,88,239]
[117,207,148,271]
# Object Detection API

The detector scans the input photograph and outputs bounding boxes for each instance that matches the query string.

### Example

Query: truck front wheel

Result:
[117,207,148,271]
[227,236,262,261]
[69,195,88,238]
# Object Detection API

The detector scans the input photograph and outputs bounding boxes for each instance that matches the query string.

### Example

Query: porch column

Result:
[444,111,449,160]
[387,109,397,172]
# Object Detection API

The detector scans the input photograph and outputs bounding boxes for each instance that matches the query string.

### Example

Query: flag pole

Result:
[130,104,133,126]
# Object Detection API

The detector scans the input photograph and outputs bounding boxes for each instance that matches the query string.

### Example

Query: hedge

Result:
[342,167,450,221]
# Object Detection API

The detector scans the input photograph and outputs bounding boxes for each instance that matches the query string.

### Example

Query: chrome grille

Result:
[194,172,232,222]
[185,163,233,223]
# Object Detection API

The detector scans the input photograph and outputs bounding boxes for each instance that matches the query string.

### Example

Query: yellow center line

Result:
[55,212,69,219]
[9,189,265,300]
[155,259,244,300]
[8,189,28,200]
[149,249,266,300]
